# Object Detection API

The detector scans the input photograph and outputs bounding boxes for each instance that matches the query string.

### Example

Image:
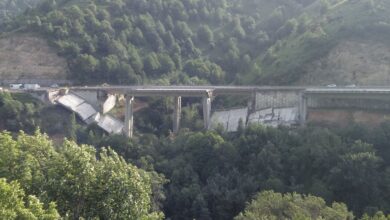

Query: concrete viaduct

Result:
[33,86,390,138]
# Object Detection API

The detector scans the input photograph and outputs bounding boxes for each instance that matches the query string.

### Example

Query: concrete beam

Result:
[123,95,134,138]
[173,96,181,134]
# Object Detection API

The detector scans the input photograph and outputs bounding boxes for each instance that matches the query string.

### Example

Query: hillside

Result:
[1,0,390,86]
[0,34,69,85]
[258,0,390,85]
[0,0,319,85]
[0,0,41,23]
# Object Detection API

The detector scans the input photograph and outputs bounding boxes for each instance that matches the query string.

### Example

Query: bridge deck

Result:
[28,86,390,96]
[62,86,306,96]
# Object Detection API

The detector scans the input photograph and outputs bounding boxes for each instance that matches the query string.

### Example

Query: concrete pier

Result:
[173,96,181,134]
[299,92,307,125]
[124,95,134,138]
[203,96,212,130]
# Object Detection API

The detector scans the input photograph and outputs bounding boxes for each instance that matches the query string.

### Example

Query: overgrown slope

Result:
[1,0,318,85]
[257,0,390,85]
[2,0,390,86]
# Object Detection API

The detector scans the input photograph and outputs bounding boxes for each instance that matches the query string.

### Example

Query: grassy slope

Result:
[255,0,390,85]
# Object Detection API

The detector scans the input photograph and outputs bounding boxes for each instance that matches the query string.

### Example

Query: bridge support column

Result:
[299,93,307,125]
[248,92,257,114]
[123,95,134,138]
[203,96,212,130]
[173,96,181,134]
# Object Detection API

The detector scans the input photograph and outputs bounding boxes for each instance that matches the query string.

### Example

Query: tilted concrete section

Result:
[28,86,390,136]
[211,108,248,132]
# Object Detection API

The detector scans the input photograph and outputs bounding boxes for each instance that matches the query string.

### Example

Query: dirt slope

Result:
[300,40,390,86]
[0,34,70,85]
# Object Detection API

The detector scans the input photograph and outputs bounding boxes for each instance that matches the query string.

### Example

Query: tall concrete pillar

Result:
[299,92,307,125]
[248,92,257,114]
[173,96,182,134]
[123,95,134,138]
[203,96,212,130]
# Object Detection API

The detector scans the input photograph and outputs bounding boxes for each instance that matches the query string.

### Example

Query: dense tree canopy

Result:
[0,178,60,219]
[75,123,390,219]
[235,190,353,220]
[0,130,163,219]
[1,0,330,84]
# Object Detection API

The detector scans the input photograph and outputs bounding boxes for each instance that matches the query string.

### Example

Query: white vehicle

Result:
[326,84,337,88]
[346,84,356,88]
[9,84,23,89]
[23,84,41,90]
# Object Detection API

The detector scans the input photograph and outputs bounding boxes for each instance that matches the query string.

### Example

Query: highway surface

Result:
[7,85,390,96]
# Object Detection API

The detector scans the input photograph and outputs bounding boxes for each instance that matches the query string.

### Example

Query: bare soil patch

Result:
[0,34,69,83]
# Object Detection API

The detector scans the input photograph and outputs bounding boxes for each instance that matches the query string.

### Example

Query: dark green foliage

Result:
[0,92,40,133]
[3,0,326,85]
[66,112,77,141]
[90,123,390,219]
[235,190,353,220]
[0,131,164,219]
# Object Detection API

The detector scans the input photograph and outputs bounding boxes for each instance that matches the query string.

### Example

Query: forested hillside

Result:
[0,0,41,23]
[2,0,320,85]
[2,0,390,85]
[260,0,390,85]
[3,0,390,219]
[62,122,390,219]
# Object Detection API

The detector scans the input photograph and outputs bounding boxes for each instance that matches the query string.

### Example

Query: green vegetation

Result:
[2,0,390,84]
[73,122,390,219]
[0,92,40,132]
[4,97,390,218]
[0,178,60,219]
[3,0,390,219]
[2,0,324,85]
[235,190,354,220]
[0,92,74,136]
[258,0,390,84]
[0,0,41,24]
[0,130,163,219]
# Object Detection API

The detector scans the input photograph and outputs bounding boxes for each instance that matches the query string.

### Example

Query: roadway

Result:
[10,85,390,97]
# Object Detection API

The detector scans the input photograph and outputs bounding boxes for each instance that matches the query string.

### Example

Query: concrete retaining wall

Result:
[255,91,300,110]
[308,95,390,111]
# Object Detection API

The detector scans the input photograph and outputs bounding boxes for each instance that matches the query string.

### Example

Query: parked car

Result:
[326,84,337,88]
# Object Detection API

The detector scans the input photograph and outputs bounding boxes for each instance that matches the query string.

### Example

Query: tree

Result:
[235,190,354,220]
[158,54,176,74]
[66,113,77,141]
[0,131,163,219]
[232,17,246,39]
[144,52,161,76]
[73,54,100,81]
[184,59,225,83]
[328,141,383,213]
[173,21,192,39]
[0,178,60,219]
[128,44,144,74]
[197,25,214,44]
